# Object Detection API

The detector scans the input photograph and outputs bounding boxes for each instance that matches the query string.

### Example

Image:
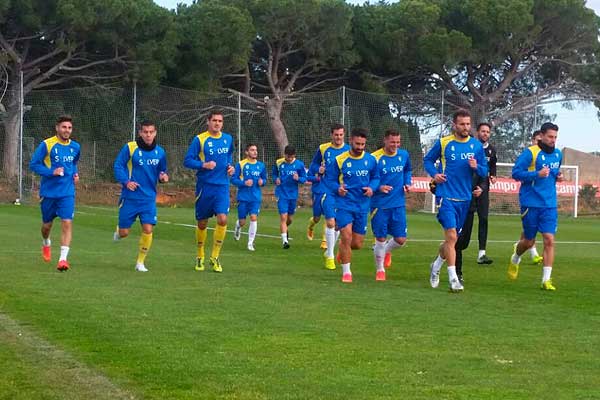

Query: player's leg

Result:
[383,207,408,269]
[40,198,57,262]
[539,207,558,290]
[371,208,388,275]
[235,201,248,241]
[323,194,338,259]
[194,187,212,271]
[307,192,323,241]
[135,202,157,272]
[508,207,537,280]
[455,206,475,282]
[338,216,354,282]
[56,196,75,271]
[247,212,258,251]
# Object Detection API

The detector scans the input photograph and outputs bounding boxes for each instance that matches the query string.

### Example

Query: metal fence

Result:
[1,81,598,214]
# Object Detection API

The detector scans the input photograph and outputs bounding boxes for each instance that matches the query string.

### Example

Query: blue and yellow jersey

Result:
[231,159,267,202]
[307,142,350,194]
[272,158,307,200]
[29,136,80,198]
[183,131,234,186]
[371,148,412,209]
[326,150,380,212]
[113,141,168,201]
[512,145,562,208]
[423,134,488,201]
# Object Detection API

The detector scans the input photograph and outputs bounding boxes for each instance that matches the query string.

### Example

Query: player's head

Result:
[55,115,73,141]
[477,122,491,143]
[540,122,559,148]
[207,109,224,135]
[245,143,258,160]
[330,123,345,146]
[349,127,368,156]
[284,145,296,162]
[138,120,157,145]
[531,130,542,145]
[383,128,401,153]
[452,109,471,138]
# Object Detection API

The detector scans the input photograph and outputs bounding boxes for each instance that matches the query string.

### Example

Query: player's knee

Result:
[542,234,554,247]
[395,237,407,246]
[197,220,208,230]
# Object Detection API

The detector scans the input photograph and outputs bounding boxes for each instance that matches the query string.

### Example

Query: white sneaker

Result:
[247,243,255,251]
[113,231,120,241]
[234,224,241,241]
[429,262,440,288]
[449,278,464,292]
[135,264,148,272]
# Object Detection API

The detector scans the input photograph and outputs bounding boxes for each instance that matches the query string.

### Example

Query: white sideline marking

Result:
[0,312,136,399]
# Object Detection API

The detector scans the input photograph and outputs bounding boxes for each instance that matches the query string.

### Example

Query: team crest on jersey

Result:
[382,159,386,166]
[542,155,546,160]
[364,160,368,166]
[138,150,142,157]
[347,162,352,167]
[208,141,213,147]
[451,145,455,151]
[245,165,249,169]
[224,139,227,144]
[470,144,474,149]
[71,149,74,154]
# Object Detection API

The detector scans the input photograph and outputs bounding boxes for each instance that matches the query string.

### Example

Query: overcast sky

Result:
[153,0,600,152]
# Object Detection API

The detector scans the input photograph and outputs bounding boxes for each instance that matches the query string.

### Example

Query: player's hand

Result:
[468,156,477,169]
[490,176,497,184]
[292,172,299,181]
[379,185,393,194]
[434,173,447,184]
[126,181,139,191]
[53,167,64,176]
[362,186,374,197]
[275,178,281,185]
[258,178,264,186]
[73,173,79,184]
[338,185,347,196]
[473,186,483,197]
[226,165,235,176]
[318,165,325,175]
[203,161,216,170]
[538,166,550,178]
[244,179,253,187]
[159,172,169,183]
[403,184,410,193]
[556,172,564,182]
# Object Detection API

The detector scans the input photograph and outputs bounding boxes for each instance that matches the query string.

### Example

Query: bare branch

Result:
[0,32,22,64]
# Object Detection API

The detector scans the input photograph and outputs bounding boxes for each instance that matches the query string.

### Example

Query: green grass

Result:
[1,204,599,399]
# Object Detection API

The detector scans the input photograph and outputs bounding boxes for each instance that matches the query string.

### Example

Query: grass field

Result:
[1,204,599,400]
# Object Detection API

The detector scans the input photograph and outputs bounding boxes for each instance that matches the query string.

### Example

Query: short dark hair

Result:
[540,122,559,133]
[477,122,491,131]
[139,120,155,129]
[245,143,257,151]
[56,115,72,125]
[350,127,368,139]
[384,128,400,138]
[331,123,345,133]
[207,109,224,120]
[532,130,542,139]
[284,145,296,156]
[452,109,471,122]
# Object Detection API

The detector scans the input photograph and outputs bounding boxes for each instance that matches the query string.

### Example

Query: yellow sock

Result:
[196,227,207,259]
[211,224,227,259]
[308,217,317,229]
[321,223,327,241]
[136,232,153,264]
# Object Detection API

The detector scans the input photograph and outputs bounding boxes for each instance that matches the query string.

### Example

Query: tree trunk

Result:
[2,96,20,182]
[265,97,288,155]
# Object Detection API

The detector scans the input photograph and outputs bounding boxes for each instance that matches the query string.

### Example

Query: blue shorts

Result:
[437,198,470,231]
[195,184,230,220]
[40,196,75,223]
[237,200,261,219]
[277,197,297,215]
[521,206,558,240]
[118,198,157,228]
[321,193,336,220]
[371,207,407,239]
[336,209,368,235]
[312,192,325,217]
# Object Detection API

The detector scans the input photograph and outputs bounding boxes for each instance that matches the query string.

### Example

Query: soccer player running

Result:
[232,144,267,251]
[30,115,81,271]
[474,122,497,265]
[113,120,168,272]
[424,110,488,292]
[272,145,307,249]
[508,122,563,291]
[184,109,234,273]
[370,129,412,281]
[306,123,350,269]
[327,128,380,283]
[514,130,545,265]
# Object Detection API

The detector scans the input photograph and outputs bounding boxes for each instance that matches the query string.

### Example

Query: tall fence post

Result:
[440,90,445,137]
[18,70,23,203]
[132,80,137,140]
[237,92,242,162]
[341,86,346,127]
